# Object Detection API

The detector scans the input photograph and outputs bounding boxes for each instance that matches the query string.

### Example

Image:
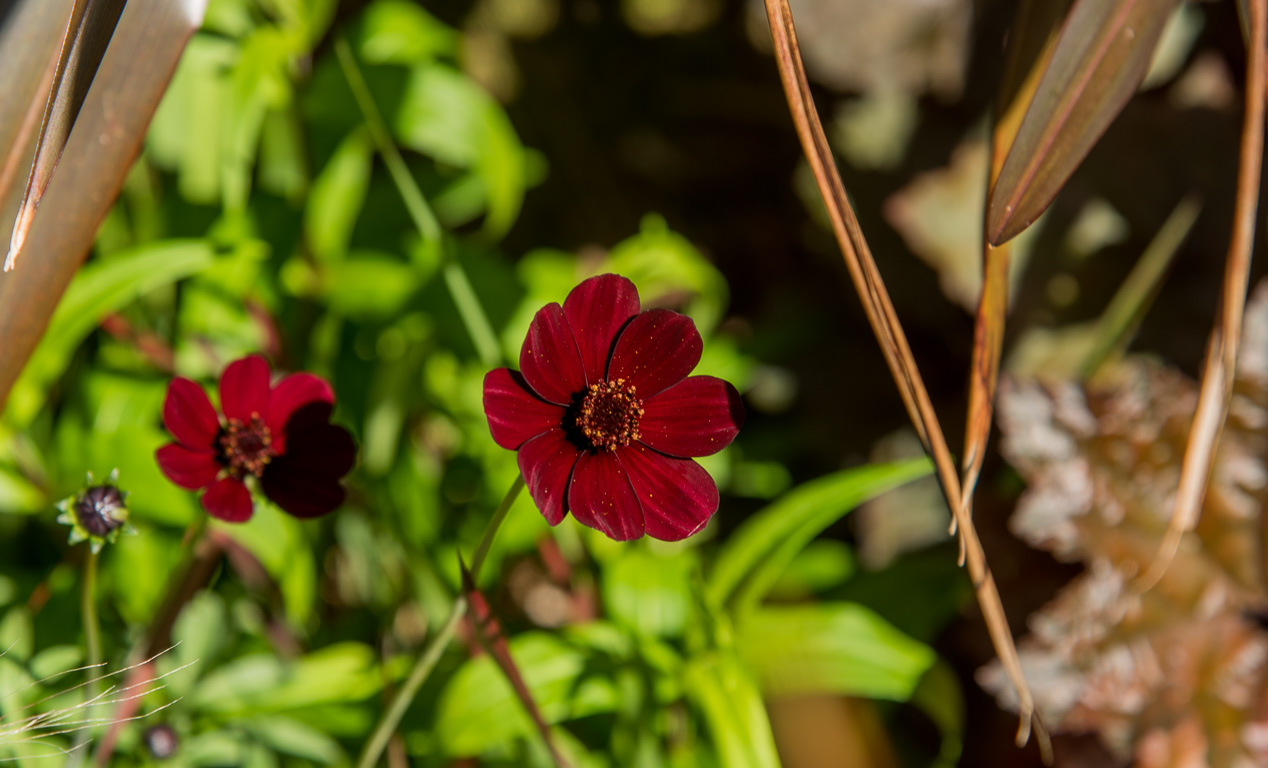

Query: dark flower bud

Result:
[144,723,179,759]
[56,470,131,553]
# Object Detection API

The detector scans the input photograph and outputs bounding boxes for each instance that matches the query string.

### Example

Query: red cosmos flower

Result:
[483,274,744,541]
[155,355,355,522]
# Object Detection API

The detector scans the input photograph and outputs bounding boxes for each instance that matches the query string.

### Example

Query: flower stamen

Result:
[576,378,644,451]
[219,413,275,477]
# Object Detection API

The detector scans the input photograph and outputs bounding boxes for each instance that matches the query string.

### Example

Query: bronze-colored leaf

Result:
[0,0,209,411]
[987,0,1182,246]
[4,0,128,272]
[960,0,1070,527]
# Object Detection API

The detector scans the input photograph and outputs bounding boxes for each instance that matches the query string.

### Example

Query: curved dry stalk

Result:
[960,0,1069,559]
[760,0,1050,760]
[1138,0,1266,591]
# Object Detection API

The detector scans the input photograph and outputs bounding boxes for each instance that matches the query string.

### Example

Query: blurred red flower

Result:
[484,274,744,541]
[156,355,355,522]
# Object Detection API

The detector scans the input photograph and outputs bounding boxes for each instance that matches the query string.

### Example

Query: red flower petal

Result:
[156,443,222,490]
[618,443,718,541]
[201,477,254,522]
[220,355,271,422]
[519,303,587,406]
[163,378,220,451]
[607,309,702,399]
[484,368,566,450]
[269,422,357,478]
[517,429,581,526]
[568,450,644,541]
[563,274,640,385]
[639,376,744,458]
[260,462,347,519]
[265,373,334,453]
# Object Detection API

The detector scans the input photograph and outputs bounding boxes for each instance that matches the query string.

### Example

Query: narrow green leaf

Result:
[3,239,213,428]
[305,128,373,262]
[988,0,1182,245]
[683,653,781,768]
[1080,195,1201,378]
[736,603,936,701]
[707,458,932,609]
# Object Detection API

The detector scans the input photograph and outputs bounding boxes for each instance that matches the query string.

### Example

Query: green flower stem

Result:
[334,36,502,369]
[356,474,526,768]
[82,550,102,673]
[66,550,102,767]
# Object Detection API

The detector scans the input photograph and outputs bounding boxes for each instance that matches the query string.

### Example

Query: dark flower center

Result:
[219,413,276,477]
[575,378,644,451]
[74,485,127,537]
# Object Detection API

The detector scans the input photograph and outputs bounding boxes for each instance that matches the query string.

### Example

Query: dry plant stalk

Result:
[761,0,1050,758]
[1143,0,1267,588]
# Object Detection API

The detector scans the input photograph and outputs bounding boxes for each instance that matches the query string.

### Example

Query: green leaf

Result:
[601,545,696,638]
[244,715,345,764]
[988,0,1182,245]
[0,464,46,514]
[28,644,84,681]
[605,214,730,333]
[0,607,34,661]
[707,458,932,610]
[174,590,228,678]
[193,643,379,715]
[305,127,374,262]
[3,239,214,428]
[683,652,781,768]
[394,63,526,238]
[736,603,936,701]
[356,0,458,65]
[435,632,621,756]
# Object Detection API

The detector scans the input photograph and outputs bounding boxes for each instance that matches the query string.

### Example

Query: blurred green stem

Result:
[334,36,502,368]
[83,550,102,673]
[356,474,526,768]
[67,550,102,767]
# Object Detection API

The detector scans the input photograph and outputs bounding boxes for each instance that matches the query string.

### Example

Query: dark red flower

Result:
[483,274,744,541]
[156,355,355,522]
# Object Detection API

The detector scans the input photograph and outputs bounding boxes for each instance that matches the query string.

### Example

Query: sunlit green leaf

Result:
[736,603,935,700]
[435,632,621,756]
[707,458,932,610]
[3,239,213,429]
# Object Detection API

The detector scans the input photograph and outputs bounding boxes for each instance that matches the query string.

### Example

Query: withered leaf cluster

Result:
[983,282,1268,767]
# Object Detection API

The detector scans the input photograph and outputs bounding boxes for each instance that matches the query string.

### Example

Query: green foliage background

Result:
[0,1,970,766]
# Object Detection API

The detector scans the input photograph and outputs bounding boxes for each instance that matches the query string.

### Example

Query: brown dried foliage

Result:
[983,282,1268,767]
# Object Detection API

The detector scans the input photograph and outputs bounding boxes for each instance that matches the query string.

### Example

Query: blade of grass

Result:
[5,0,128,272]
[0,0,210,413]
[1139,0,1265,590]
[961,0,1071,557]
[761,0,1050,759]
[987,0,1182,246]
[333,36,502,369]
[1079,195,1201,379]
